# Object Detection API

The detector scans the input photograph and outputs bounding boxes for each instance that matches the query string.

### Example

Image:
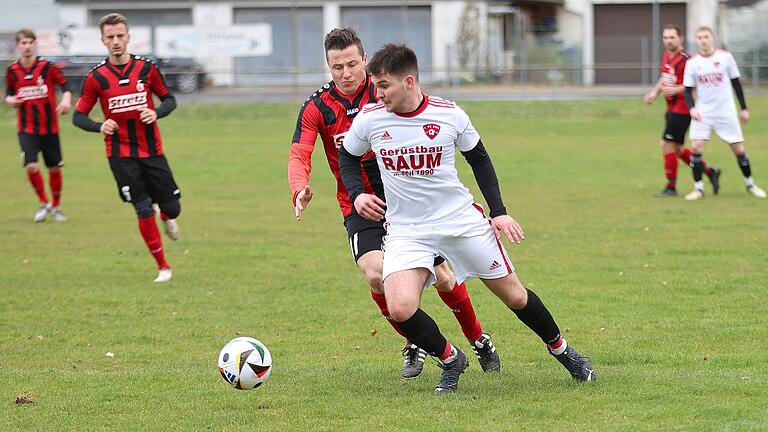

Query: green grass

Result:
[1,98,767,431]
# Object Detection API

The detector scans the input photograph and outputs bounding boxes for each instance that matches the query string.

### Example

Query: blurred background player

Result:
[288,27,500,378]
[5,28,72,222]
[683,27,765,200]
[644,24,719,197]
[72,13,181,283]
[339,43,595,395]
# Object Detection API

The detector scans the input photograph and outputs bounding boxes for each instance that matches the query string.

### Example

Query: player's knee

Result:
[25,163,39,174]
[388,302,417,323]
[48,166,60,174]
[504,279,529,309]
[362,268,383,291]
[159,200,181,219]
[132,198,155,219]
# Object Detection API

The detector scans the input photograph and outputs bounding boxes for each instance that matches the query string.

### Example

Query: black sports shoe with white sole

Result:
[469,333,500,372]
[551,345,596,382]
[434,348,469,395]
[402,343,426,378]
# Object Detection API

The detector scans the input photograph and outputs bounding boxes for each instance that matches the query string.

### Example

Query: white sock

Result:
[745,177,755,187]
[695,181,705,191]
[549,339,568,356]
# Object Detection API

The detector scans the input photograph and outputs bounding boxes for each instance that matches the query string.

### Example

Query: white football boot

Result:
[162,218,180,241]
[50,207,68,222]
[34,203,50,222]
[684,189,704,201]
[154,268,173,283]
[747,184,767,198]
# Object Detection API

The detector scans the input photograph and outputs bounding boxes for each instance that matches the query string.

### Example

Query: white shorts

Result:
[690,115,743,144]
[381,204,514,290]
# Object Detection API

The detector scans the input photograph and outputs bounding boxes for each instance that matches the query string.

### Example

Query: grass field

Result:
[2,97,767,431]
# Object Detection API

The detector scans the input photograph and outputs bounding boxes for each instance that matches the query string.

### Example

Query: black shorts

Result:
[19,133,63,167]
[662,112,691,145]
[343,212,445,267]
[108,156,181,204]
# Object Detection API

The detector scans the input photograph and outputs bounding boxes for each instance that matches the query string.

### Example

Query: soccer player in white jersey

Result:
[682,26,766,200]
[338,44,595,395]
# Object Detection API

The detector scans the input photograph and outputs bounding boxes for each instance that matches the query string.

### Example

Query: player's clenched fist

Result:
[101,119,118,135]
[354,193,386,221]
[491,215,525,244]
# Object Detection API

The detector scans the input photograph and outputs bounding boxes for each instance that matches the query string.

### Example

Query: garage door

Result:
[594,3,686,84]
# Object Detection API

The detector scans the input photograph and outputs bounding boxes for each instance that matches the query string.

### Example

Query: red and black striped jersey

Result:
[661,50,691,115]
[75,55,170,158]
[288,75,382,218]
[5,57,69,135]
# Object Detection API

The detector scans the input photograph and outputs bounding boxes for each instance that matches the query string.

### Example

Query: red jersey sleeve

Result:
[148,63,170,97]
[49,64,69,89]
[75,74,100,114]
[288,102,323,202]
[5,67,15,97]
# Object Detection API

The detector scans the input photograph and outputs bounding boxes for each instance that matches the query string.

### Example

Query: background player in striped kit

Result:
[289,28,500,378]
[5,28,73,222]
[644,24,719,197]
[72,13,181,283]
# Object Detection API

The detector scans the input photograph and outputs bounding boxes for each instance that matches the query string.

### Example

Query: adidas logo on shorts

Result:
[489,260,501,270]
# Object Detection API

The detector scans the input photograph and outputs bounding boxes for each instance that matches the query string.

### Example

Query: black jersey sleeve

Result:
[461,140,507,217]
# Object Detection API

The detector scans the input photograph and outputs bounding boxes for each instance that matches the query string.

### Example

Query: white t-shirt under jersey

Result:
[683,49,741,117]
[343,94,481,225]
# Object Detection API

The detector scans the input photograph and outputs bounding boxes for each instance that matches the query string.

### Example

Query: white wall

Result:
[0,0,59,30]
[432,1,475,82]
[193,2,234,86]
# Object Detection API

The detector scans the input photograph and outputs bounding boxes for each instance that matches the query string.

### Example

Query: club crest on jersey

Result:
[714,61,720,68]
[136,81,145,92]
[423,123,440,140]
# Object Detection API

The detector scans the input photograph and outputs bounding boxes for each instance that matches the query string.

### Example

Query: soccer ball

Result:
[217,337,272,390]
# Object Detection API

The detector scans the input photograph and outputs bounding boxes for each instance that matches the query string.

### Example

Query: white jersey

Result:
[683,49,741,117]
[343,94,481,225]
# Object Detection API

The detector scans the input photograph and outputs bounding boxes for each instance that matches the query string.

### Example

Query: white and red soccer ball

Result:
[218,337,272,390]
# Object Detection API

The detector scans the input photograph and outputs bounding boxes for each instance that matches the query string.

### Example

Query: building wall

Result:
[20,0,469,86]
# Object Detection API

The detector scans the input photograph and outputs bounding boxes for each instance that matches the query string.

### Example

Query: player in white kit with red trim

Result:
[339,44,595,395]
[682,26,765,200]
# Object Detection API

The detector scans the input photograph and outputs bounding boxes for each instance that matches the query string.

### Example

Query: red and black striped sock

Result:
[138,216,169,270]
[437,282,483,341]
[27,170,49,204]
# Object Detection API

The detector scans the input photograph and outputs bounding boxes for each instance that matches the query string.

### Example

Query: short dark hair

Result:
[324,27,364,59]
[15,28,36,43]
[98,13,129,34]
[662,24,682,37]
[366,43,419,80]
